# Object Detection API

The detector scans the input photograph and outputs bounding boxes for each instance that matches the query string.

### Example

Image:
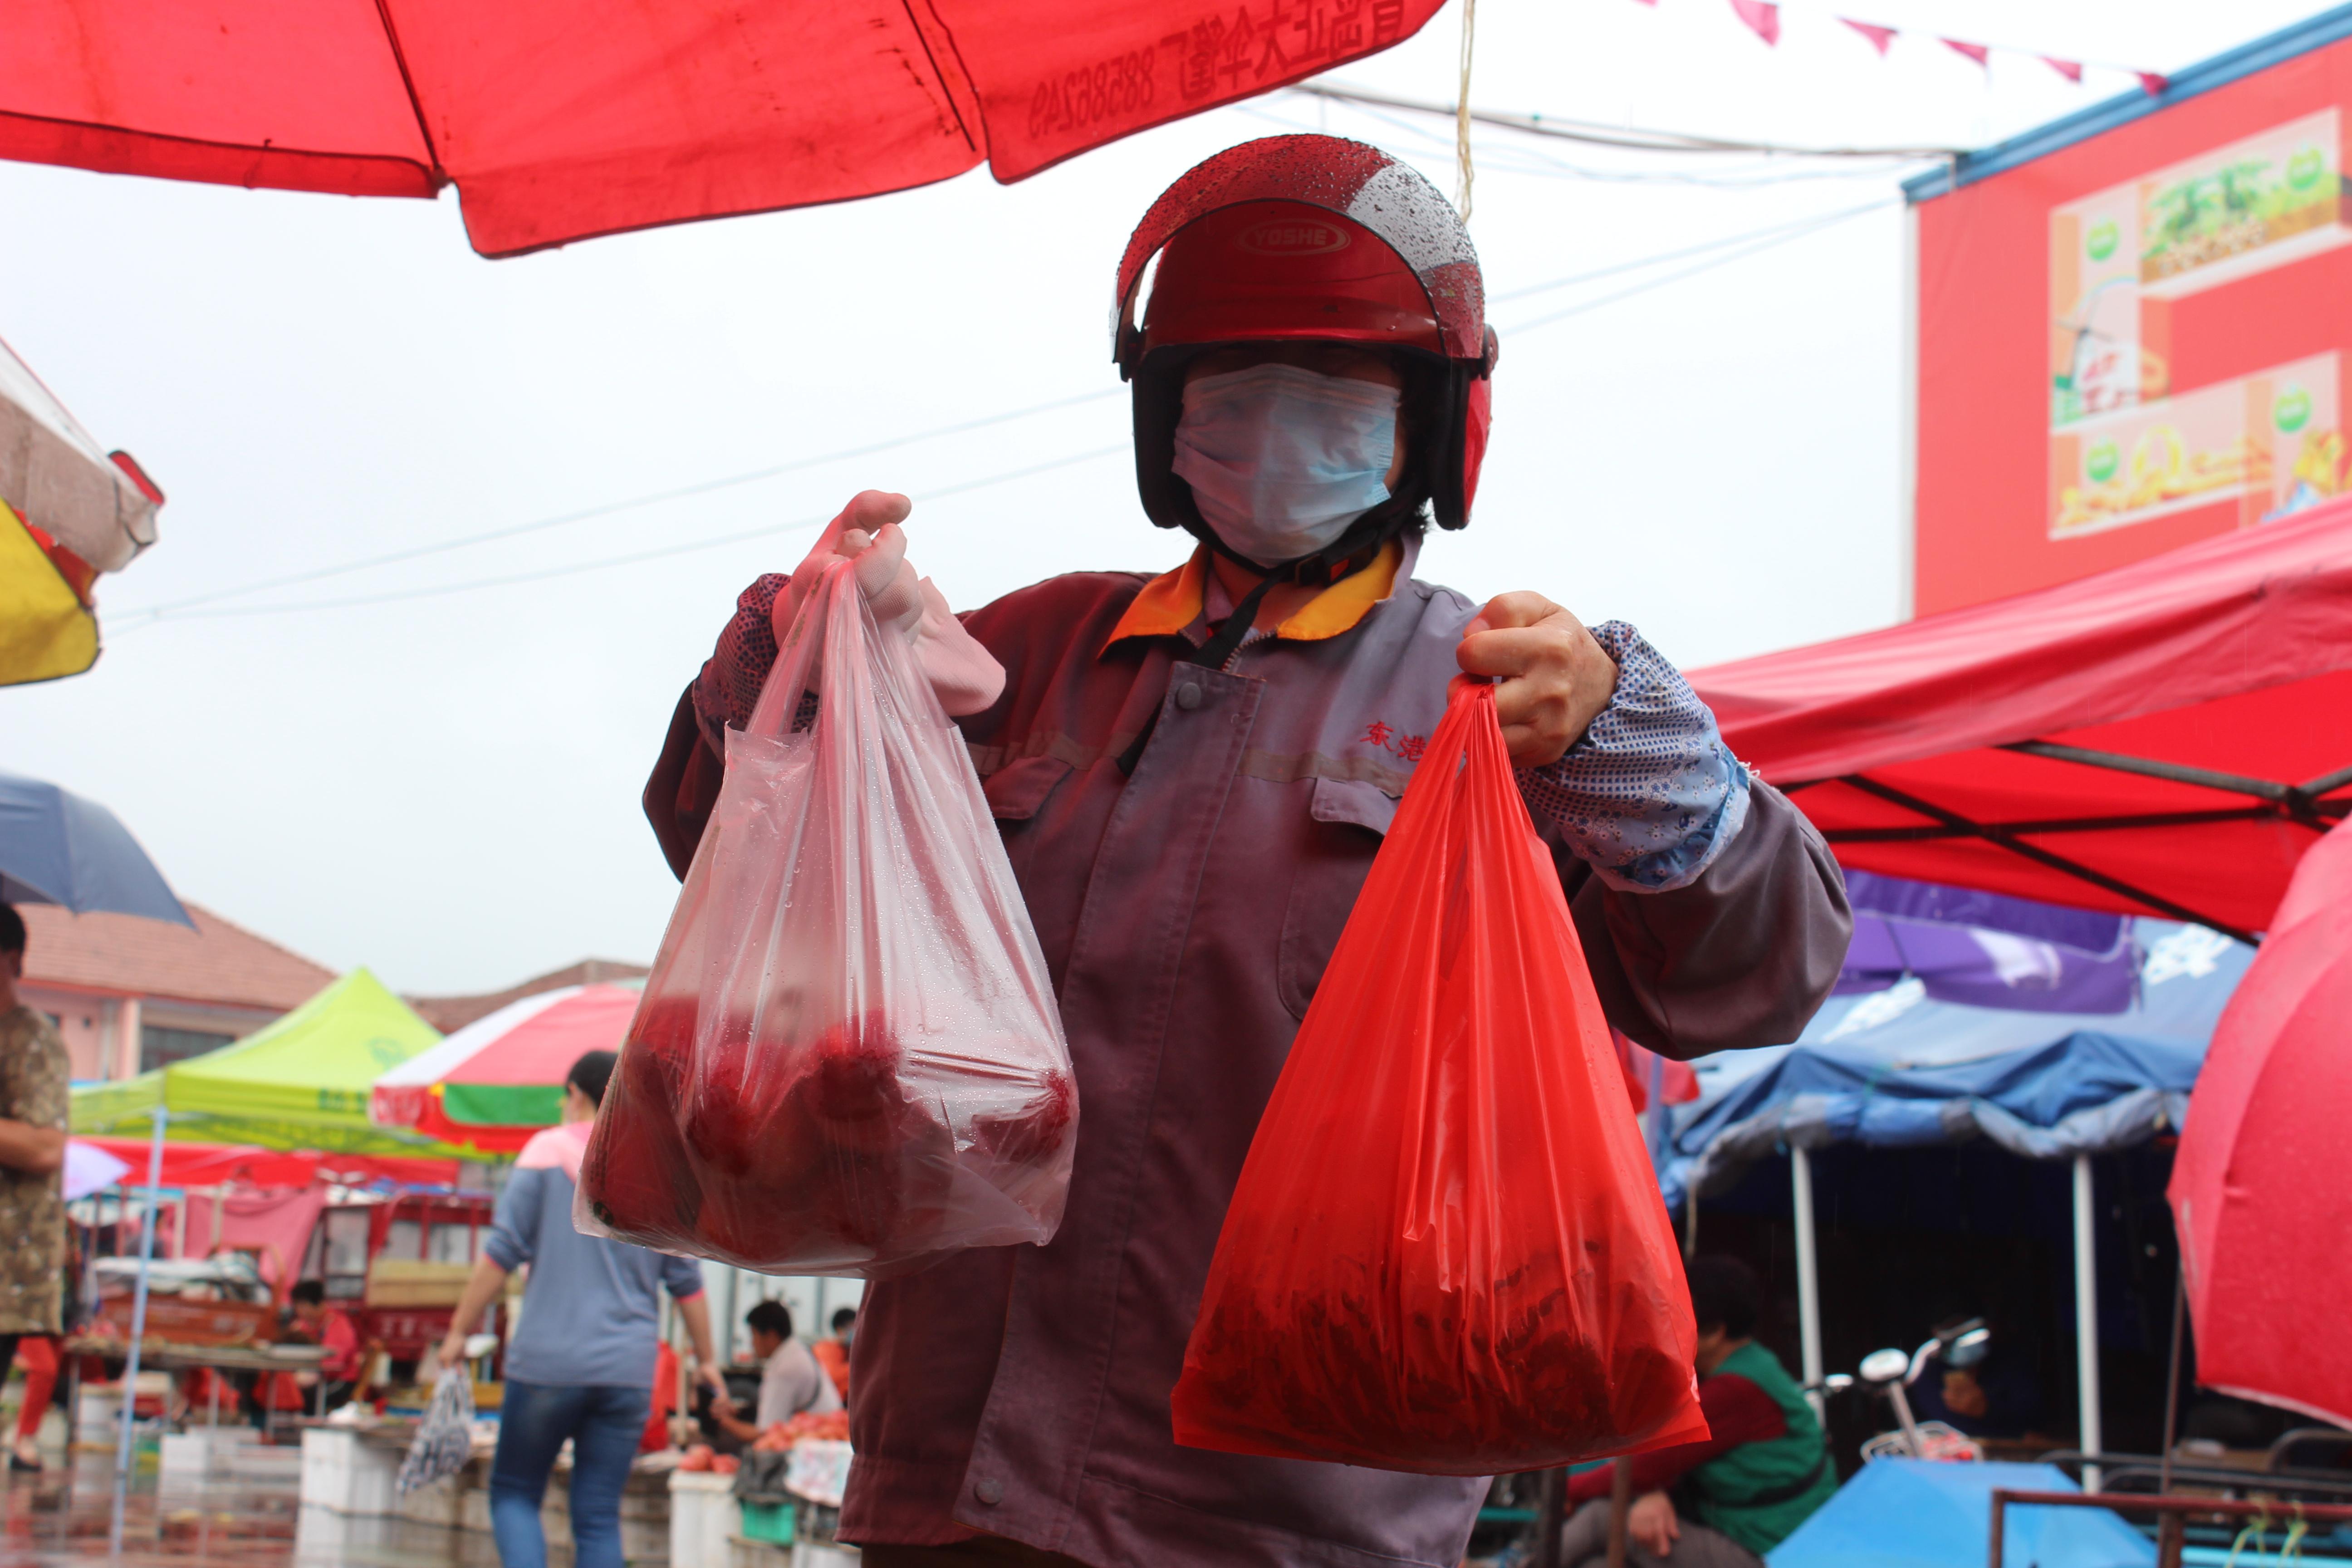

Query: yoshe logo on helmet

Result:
[1234,219,1353,255]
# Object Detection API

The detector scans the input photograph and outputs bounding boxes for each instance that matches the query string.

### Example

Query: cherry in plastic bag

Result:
[1170,679,1708,1475]
[576,558,1076,1276]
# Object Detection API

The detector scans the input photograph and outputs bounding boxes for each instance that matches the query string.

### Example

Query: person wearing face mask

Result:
[644,136,1851,1568]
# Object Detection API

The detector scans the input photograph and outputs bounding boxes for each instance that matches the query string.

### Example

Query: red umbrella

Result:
[1686,497,2352,943]
[4,0,1443,257]
[2167,813,2352,1427]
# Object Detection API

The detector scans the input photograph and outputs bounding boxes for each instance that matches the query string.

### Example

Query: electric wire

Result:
[1503,197,1896,334]
[1292,79,1963,159]
[113,385,1125,625]
[1491,197,1896,304]
[117,166,1896,630]
[114,443,1129,627]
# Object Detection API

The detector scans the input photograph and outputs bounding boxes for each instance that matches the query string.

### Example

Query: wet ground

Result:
[0,1455,501,1568]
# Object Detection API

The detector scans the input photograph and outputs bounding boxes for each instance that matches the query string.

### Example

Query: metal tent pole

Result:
[111,1105,169,1553]
[1792,1145,1825,1419]
[2073,1153,2103,1493]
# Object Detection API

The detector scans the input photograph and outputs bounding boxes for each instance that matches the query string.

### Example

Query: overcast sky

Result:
[4,1,2329,995]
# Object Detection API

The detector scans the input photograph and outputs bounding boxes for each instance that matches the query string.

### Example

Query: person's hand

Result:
[698,1362,734,1416]
[1456,593,1620,767]
[1627,1490,1681,1558]
[434,1331,468,1373]
[772,490,1005,716]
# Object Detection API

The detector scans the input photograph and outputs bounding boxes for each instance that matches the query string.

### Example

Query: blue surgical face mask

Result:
[1171,363,1400,568]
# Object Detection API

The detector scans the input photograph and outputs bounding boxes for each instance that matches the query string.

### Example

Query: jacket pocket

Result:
[1277,775,1399,1021]
[982,755,1073,822]
[982,754,1073,885]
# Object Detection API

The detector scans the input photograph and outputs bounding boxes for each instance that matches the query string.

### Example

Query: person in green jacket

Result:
[1561,1257,1838,1565]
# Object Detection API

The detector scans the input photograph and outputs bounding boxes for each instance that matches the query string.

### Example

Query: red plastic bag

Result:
[576,559,1076,1275]
[1171,679,1707,1474]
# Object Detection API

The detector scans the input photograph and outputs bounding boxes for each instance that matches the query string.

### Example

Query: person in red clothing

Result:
[1560,1258,1836,1566]
[287,1280,367,1411]
[8,1335,56,1470]
[810,1308,854,1406]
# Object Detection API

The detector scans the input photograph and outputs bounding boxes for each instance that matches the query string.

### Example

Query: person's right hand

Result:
[434,1331,468,1374]
[771,491,1004,717]
[1628,1490,1681,1558]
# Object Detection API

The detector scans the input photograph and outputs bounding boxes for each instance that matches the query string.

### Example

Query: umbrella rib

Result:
[1830,773,2263,945]
[901,0,980,153]
[371,0,449,183]
[1826,803,2342,840]
[2294,760,2352,799]
[1999,740,2294,803]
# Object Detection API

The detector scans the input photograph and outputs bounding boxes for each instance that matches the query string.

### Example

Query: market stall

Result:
[1681,498,2352,1475]
[71,967,454,1156]
[369,981,641,1154]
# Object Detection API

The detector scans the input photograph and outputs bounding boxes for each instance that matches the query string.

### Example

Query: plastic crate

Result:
[740,1499,795,1546]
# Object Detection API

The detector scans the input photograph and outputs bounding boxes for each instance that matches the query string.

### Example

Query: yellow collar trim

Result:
[1103,540,1404,652]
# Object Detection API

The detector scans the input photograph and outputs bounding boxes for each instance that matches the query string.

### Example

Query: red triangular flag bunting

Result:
[1841,18,1896,56]
[2138,72,2170,96]
[2043,56,2084,83]
[1728,0,1780,45]
[1943,38,1990,69]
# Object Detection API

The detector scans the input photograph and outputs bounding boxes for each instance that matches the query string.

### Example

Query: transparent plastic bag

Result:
[1171,680,1706,1474]
[578,559,1075,1275]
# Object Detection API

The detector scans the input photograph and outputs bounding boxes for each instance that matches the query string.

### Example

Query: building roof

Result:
[407,958,649,1034]
[19,901,337,1013]
[1905,4,2352,203]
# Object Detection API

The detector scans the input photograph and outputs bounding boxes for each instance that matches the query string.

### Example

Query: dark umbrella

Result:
[0,771,191,926]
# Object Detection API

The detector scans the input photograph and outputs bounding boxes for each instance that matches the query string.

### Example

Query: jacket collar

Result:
[1102,536,1410,654]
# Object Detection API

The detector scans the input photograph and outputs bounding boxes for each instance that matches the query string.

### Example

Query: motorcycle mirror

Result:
[1948,1325,1991,1369]
[1858,1348,1910,1386]
[1820,1373,1855,1395]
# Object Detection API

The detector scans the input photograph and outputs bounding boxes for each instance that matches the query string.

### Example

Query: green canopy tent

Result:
[72,968,465,1157]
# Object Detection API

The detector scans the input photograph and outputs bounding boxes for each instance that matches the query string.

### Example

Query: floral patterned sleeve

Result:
[0,1014,67,1132]
[1514,620,1751,894]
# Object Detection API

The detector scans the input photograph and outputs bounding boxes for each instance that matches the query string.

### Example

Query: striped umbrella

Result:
[369,983,639,1155]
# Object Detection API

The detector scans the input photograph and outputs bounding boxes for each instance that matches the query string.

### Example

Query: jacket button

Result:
[1175,682,1204,711]
[974,1478,1004,1506]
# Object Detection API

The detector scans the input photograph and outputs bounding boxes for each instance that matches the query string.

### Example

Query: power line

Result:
[1292,79,1961,159]
[1239,98,1913,189]
[114,385,1125,624]
[1490,198,1895,305]
[116,443,1129,627]
[1504,198,1896,333]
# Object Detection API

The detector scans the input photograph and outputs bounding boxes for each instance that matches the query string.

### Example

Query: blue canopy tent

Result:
[1660,917,2253,1471]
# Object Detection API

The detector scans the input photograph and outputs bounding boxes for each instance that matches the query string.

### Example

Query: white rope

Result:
[1455,0,1477,221]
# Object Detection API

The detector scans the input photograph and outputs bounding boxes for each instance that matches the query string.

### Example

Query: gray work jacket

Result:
[724,542,1850,1567]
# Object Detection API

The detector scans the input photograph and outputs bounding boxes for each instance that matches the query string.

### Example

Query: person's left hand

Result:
[1627,1490,1681,1558]
[1457,593,1620,767]
[699,1363,735,1417]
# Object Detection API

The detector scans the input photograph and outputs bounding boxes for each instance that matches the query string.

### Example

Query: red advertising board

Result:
[1910,15,2352,615]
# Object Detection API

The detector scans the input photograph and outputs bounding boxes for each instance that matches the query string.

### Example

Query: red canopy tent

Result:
[1687,497,2352,943]
[4,0,1443,257]
[76,1137,461,1191]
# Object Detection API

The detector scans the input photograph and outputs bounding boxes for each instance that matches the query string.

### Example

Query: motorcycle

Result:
[1809,1316,1991,1463]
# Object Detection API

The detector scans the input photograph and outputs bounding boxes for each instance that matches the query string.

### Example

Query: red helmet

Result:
[1114,135,1498,546]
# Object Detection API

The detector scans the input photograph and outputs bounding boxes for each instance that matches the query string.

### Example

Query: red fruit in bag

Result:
[582,1017,701,1245]
[970,1069,1075,1167]
[1171,680,1708,1475]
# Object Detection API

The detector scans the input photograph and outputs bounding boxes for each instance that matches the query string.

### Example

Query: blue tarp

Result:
[1768,1460,2152,1568]
[1658,921,2254,1212]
